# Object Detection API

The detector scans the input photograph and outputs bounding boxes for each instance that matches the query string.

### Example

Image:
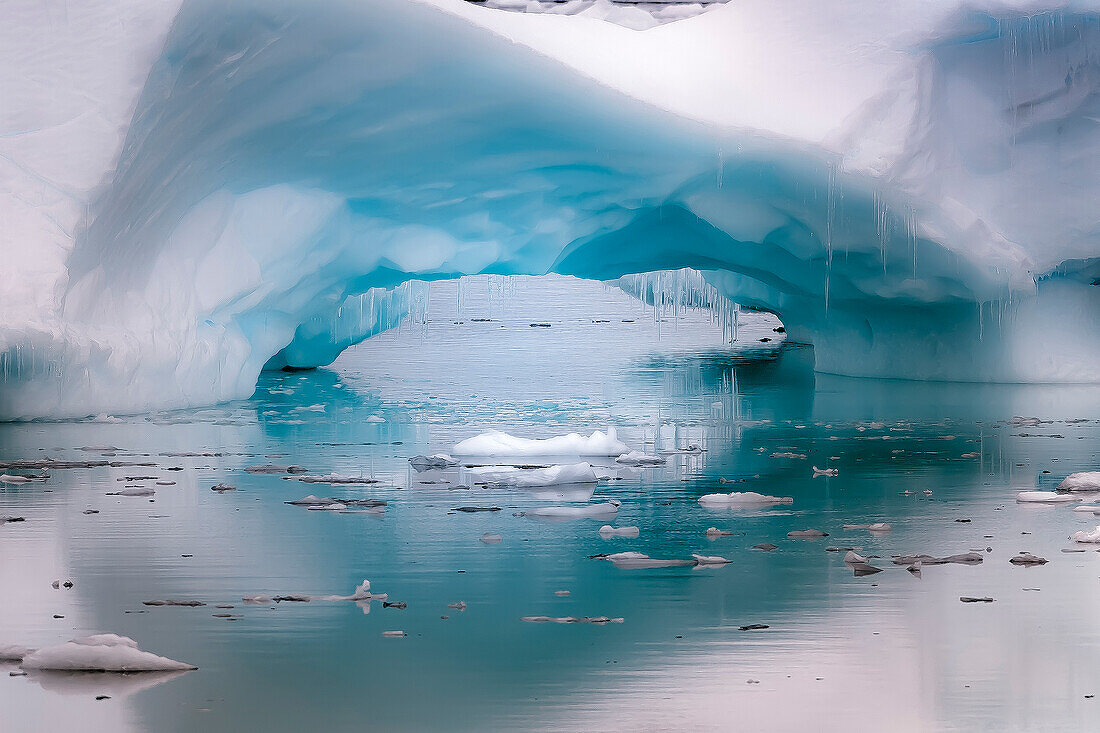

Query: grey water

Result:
[2,275,1099,732]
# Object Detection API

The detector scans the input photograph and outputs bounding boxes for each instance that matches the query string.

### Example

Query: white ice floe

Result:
[294,473,377,484]
[698,491,793,507]
[598,525,639,538]
[812,466,839,477]
[1070,526,1100,543]
[286,494,337,505]
[1073,505,1100,513]
[1058,472,1100,492]
[844,551,867,564]
[614,451,665,466]
[306,502,348,511]
[1016,491,1077,503]
[452,428,628,457]
[409,454,459,471]
[843,522,892,532]
[705,527,732,538]
[520,616,623,624]
[0,474,44,484]
[468,462,598,487]
[18,634,196,672]
[604,551,694,569]
[107,487,155,497]
[525,499,620,519]
[691,553,731,566]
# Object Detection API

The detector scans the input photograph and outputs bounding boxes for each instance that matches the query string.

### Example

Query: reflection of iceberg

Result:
[24,669,189,697]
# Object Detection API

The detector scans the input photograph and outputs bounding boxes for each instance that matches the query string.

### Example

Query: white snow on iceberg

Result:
[18,634,196,672]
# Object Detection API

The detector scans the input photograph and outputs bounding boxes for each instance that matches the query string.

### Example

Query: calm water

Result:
[2,275,1099,732]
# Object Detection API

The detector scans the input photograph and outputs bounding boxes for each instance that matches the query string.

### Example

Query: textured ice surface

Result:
[1057,472,1100,491]
[698,491,794,507]
[4,0,1100,418]
[453,429,629,457]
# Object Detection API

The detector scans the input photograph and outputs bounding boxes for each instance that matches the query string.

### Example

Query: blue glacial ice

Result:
[2,0,1100,418]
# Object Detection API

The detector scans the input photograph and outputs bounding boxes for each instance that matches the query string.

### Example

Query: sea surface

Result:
[2,275,1099,732]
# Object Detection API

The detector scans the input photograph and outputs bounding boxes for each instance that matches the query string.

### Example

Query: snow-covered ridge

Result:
[3,0,1100,418]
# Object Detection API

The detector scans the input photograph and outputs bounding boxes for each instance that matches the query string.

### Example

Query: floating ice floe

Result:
[307,502,347,511]
[480,533,502,544]
[787,529,829,538]
[210,483,236,492]
[1009,552,1048,565]
[250,580,387,605]
[1057,472,1100,491]
[16,634,196,672]
[524,500,620,520]
[772,452,807,459]
[812,466,838,477]
[598,525,640,538]
[1070,526,1100,543]
[843,522,892,532]
[1016,491,1076,503]
[409,454,459,471]
[294,473,378,484]
[614,451,665,466]
[662,444,703,455]
[698,491,793,507]
[142,600,205,607]
[0,474,45,484]
[705,527,732,538]
[521,616,623,624]
[107,487,155,497]
[0,644,36,661]
[452,428,629,457]
[1073,505,1100,513]
[468,462,598,487]
[843,551,867,564]
[602,551,695,569]
[891,552,984,565]
[245,464,306,474]
[691,553,731,566]
[850,562,883,576]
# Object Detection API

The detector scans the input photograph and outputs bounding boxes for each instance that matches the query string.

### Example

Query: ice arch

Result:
[2,0,1100,419]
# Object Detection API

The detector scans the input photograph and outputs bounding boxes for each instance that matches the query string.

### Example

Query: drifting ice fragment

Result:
[19,634,196,672]
[409,454,459,471]
[614,451,666,466]
[480,533,503,544]
[1009,553,1048,565]
[107,487,155,497]
[524,500,620,519]
[1016,491,1076,503]
[452,429,629,457]
[698,492,793,507]
[1070,526,1100,543]
[705,527,732,537]
[787,529,829,538]
[521,616,623,624]
[1057,472,1100,491]
[812,466,839,477]
[599,525,640,538]
[691,554,731,565]
[604,551,694,569]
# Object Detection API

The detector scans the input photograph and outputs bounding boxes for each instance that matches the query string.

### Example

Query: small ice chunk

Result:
[452,428,629,457]
[521,616,623,624]
[1009,552,1048,565]
[306,503,348,511]
[892,552,983,565]
[1073,505,1100,513]
[1070,525,1100,543]
[480,533,503,544]
[812,466,838,477]
[246,464,306,474]
[447,601,467,611]
[409,454,458,471]
[20,634,196,672]
[285,494,337,505]
[0,644,35,661]
[382,631,406,637]
[698,492,793,507]
[210,483,235,492]
[242,595,272,604]
[0,474,39,484]
[705,527,732,537]
[554,590,570,597]
[614,451,665,466]
[598,525,640,538]
[843,551,867,564]
[295,473,378,484]
[1016,491,1076,503]
[1058,472,1100,491]
[107,487,155,497]
[843,523,892,532]
[604,551,694,569]
[787,529,829,538]
[142,600,205,607]
[525,500,620,519]
[692,553,731,565]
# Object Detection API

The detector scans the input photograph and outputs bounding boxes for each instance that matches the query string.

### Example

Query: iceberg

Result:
[1057,472,1100,492]
[18,634,196,672]
[4,0,1100,418]
[698,491,793,507]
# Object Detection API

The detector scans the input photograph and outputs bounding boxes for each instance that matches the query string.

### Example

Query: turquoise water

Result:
[2,275,1099,732]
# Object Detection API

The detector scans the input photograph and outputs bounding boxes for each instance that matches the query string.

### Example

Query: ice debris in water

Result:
[294,473,379,484]
[614,451,666,466]
[1072,505,1100,514]
[602,551,695,569]
[891,552,984,565]
[0,474,45,484]
[812,466,839,477]
[248,580,386,604]
[523,500,620,520]
[843,522,892,532]
[452,428,629,457]
[468,463,598,487]
[245,464,306,474]
[1016,491,1077,503]
[521,616,624,625]
[480,533,503,544]
[698,492,793,507]
[706,527,732,537]
[844,551,867,564]
[409,454,459,471]
[692,554,731,566]
[598,525,640,538]
[1057,472,1100,491]
[787,529,829,538]
[1070,526,1100,543]
[107,487,155,497]
[16,634,196,672]
[1010,552,1048,565]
